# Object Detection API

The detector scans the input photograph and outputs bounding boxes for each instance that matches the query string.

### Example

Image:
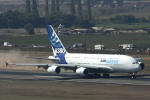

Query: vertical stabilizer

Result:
[46,25,67,64]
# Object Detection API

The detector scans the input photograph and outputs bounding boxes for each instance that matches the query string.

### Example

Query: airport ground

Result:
[0,50,150,100]
[0,72,150,100]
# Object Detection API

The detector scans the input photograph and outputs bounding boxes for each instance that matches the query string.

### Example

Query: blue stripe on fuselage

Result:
[55,55,67,64]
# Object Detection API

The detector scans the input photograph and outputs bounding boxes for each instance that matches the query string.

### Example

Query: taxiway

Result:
[0,69,150,86]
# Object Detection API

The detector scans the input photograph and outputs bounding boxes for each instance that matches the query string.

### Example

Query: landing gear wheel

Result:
[131,73,136,79]
[103,73,110,78]
[94,73,101,78]
[131,75,136,79]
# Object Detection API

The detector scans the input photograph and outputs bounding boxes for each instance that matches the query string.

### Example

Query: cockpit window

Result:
[132,61,138,64]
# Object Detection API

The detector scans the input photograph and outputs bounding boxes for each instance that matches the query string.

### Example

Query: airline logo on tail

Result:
[47,25,67,64]
[46,25,66,55]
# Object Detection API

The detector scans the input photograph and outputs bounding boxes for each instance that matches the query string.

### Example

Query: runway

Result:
[0,69,150,86]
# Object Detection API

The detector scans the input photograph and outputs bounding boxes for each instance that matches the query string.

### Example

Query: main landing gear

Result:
[102,73,110,78]
[93,73,110,78]
[131,73,137,79]
[84,73,110,78]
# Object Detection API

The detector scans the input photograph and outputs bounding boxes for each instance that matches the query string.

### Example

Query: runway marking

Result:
[37,75,64,78]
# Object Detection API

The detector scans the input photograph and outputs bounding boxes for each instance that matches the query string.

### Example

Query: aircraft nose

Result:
[139,62,145,70]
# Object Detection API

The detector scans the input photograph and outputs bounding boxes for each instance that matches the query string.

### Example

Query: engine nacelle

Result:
[47,65,61,74]
[76,67,88,76]
[138,62,145,70]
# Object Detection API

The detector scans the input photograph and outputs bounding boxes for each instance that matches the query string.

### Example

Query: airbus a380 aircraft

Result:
[6,25,145,78]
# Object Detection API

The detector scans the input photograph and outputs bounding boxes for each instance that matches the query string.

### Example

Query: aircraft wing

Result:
[6,62,112,72]
[25,56,60,62]
[81,65,113,73]
[6,62,75,69]
[25,57,50,60]
[6,62,49,68]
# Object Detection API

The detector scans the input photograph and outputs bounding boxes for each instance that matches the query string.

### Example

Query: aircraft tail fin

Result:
[46,25,67,56]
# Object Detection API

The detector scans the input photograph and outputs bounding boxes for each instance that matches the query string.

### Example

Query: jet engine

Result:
[47,65,61,74]
[76,67,88,76]
[139,62,145,70]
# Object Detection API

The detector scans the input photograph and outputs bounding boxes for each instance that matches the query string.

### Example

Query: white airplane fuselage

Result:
[64,53,142,73]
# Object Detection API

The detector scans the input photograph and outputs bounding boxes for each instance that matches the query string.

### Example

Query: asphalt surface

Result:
[0,69,150,86]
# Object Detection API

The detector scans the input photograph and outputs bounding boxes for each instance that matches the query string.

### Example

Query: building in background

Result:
[119,44,135,50]
[94,44,104,50]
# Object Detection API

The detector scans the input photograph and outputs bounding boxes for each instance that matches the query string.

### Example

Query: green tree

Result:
[45,0,49,17]
[103,0,113,7]
[24,23,35,35]
[116,0,123,7]
[51,0,56,14]
[110,15,137,24]
[77,0,82,19]
[70,0,75,15]
[25,0,31,13]
[2,10,26,28]
[56,0,60,13]
[32,0,39,17]
[87,0,92,20]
